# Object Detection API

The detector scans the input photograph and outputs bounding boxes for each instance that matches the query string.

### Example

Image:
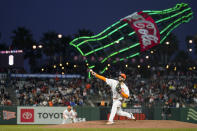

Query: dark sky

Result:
[0,0,196,50]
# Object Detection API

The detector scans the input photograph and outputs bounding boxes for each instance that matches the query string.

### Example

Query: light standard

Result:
[58,34,62,39]
[32,45,37,49]
[186,36,193,53]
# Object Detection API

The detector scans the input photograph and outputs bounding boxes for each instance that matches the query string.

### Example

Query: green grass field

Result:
[0,125,196,131]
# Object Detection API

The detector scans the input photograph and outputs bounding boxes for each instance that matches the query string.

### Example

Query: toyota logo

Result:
[22,112,32,119]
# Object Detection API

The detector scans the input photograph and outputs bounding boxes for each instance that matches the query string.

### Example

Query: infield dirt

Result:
[45,120,197,128]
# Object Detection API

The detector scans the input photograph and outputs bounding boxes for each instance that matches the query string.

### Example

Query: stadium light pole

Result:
[58,34,62,39]
[38,45,43,49]
[186,36,194,54]
[165,41,170,45]
[32,45,37,49]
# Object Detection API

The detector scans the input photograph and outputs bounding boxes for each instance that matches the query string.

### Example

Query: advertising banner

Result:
[122,12,160,52]
[102,107,152,120]
[0,106,17,125]
[11,74,81,79]
[182,108,197,124]
[17,106,87,124]
[17,107,66,124]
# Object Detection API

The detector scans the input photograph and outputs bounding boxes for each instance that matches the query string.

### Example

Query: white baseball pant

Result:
[108,99,135,122]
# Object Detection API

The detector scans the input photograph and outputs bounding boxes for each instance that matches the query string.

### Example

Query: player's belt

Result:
[113,98,123,101]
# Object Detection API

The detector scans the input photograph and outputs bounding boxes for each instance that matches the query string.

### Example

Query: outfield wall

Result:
[0,106,196,124]
[17,107,65,124]
[0,106,17,125]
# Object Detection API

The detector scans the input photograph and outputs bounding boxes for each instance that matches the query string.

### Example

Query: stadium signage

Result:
[0,50,23,54]
[0,107,17,125]
[20,109,34,122]
[123,108,142,113]
[11,73,81,78]
[17,107,66,124]
[187,108,197,121]
[38,112,63,119]
[123,12,160,52]
[106,108,146,120]
[3,110,16,120]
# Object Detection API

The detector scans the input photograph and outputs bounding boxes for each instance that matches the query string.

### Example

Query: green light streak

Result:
[82,7,190,57]
[84,31,135,56]
[126,52,140,59]
[160,17,193,44]
[99,32,135,63]
[100,66,108,74]
[70,21,121,45]
[72,3,188,47]
[69,41,77,47]
[88,72,91,79]
[101,43,140,63]
[160,12,193,44]
[84,37,124,56]
[77,23,128,47]
[77,3,188,53]
[88,65,95,69]
[160,13,193,34]
[128,32,135,36]
[99,10,192,64]
[109,11,192,65]
[112,52,140,64]
[69,3,193,74]
[155,7,191,23]
[72,4,190,57]
[143,3,187,14]
[77,47,85,56]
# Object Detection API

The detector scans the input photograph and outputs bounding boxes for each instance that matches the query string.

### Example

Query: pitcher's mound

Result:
[45,120,197,128]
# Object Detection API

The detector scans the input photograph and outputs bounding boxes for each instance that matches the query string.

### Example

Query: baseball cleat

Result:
[132,117,137,121]
[106,121,114,125]
[130,113,136,121]
[129,117,136,121]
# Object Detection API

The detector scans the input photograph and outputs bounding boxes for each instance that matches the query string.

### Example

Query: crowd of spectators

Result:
[10,78,86,106]
[0,64,197,108]
[0,76,12,106]
[127,70,197,108]
[88,66,197,108]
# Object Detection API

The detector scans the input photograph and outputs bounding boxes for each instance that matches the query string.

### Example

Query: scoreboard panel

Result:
[0,50,24,68]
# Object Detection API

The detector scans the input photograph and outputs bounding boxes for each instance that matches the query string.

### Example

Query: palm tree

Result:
[11,27,37,58]
[59,35,73,60]
[0,43,8,50]
[174,50,190,62]
[0,35,8,50]
[11,27,40,72]
[11,27,34,50]
[40,31,61,62]
[174,50,191,71]
[0,32,8,50]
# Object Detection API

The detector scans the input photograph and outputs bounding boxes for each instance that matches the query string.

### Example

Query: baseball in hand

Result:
[89,69,96,76]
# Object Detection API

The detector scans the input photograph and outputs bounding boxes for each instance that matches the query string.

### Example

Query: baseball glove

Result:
[116,83,121,93]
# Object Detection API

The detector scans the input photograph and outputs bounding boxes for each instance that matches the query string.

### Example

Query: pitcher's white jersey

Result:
[106,78,130,100]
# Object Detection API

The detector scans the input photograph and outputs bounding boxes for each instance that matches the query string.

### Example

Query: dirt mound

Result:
[44,120,197,128]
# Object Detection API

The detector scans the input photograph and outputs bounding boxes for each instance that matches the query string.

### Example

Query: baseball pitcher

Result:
[90,69,136,124]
